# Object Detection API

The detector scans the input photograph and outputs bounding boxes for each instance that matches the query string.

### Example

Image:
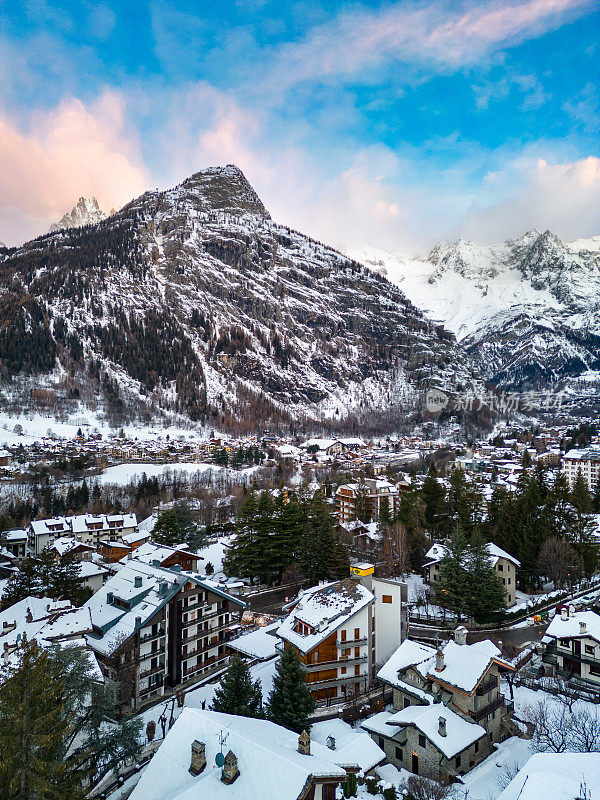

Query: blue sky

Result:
[1,0,599,249]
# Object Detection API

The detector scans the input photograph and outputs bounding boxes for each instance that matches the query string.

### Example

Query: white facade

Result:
[372,577,407,665]
[563,448,600,491]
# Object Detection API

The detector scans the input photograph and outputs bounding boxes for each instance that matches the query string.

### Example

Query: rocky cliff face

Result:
[0,165,481,430]
[49,196,107,232]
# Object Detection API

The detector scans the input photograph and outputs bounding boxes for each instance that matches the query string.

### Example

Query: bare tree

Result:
[401,775,454,800]
[537,537,582,588]
[524,697,600,753]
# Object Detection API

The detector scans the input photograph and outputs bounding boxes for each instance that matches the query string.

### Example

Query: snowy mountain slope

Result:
[351,230,600,390]
[0,165,482,430]
[49,196,107,232]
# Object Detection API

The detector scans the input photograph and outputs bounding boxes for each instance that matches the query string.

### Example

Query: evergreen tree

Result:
[351,478,371,523]
[224,491,265,584]
[267,647,315,733]
[421,463,448,539]
[153,501,202,548]
[211,654,263,718]
[571,470,592,514]
[300,492,339,584]
[432,528,470,620]
[0,641,85,800]
[378,496,393,529]
[593,479,600,514]
[464,531,506,619]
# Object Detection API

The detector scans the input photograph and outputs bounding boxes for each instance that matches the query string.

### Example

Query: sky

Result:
[0,0,599,251]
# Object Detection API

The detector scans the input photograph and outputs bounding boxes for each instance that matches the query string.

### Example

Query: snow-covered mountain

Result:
[351,231,600,391]
[49,196,107,232]
[0,166,482,431]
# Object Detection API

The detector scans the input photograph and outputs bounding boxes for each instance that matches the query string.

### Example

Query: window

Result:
[341,667,346,674]
[355,647,360,657]
[354,628,360,639]
[378,737,385,749]
[395,747,403,761]
[341,630,346,642]
[560,638,570,647]
[474,740,479,754]
[585,645,595,655]
[418,734,426,749]
[498,564,503,571]
[455,754,461,768]
[382,595,393,604]
[403,697,411,709]
[355,665,360,676]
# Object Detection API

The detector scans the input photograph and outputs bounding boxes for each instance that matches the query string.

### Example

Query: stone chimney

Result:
[454,625,468,646]
[189,740,206,776]
[579,621,587,635]
[561,607,568,621]
[298,729,311,755]
[438,716,447,737]
[25,607,32,624]
[435,646,445,672]
[221,750,240,785]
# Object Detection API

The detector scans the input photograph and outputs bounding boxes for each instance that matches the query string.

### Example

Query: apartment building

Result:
[277,567,407,704]
[85,561,245,710]
[543,608,600,687]
[424,541,520,608]
[563,448,600,492]
[365,627,516,782]
[335,479,400,523]
[29,513,138,555]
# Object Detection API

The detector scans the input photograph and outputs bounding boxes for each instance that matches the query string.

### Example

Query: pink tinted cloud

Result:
[264,0,593,91]
[0,90,148,245]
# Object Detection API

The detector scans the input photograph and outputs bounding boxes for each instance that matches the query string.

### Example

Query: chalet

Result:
[120,541,200,572]
[129,709,351,800]
[50,537,95,561]
[3,529,27,562]
[543,608,600,688]
[424,542,520,608]
[365,627,516,782]
[29,513,138,555]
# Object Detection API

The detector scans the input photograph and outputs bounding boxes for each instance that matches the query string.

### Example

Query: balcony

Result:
[476,676,499,696]
[182,652,228,678]
[301,655,367,673]
[139,627,165,644]
[337,638,368,648]
[469,694,510,723]
[138,659,166,679]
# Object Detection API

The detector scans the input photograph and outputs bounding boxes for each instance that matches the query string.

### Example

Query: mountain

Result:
[351,231,600,396]
[0,165,482,432]
[49,196,107,232]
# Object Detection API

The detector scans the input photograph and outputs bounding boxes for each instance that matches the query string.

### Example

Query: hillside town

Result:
[1,415,600,800]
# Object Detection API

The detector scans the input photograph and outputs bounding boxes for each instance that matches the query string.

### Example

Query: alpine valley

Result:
[0,166,484,433]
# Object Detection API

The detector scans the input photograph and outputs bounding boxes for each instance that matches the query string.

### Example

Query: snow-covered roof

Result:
[277,579,373,653]
[30,513,137,538]
[546,609,600,645]
[119,541,197,566]
[228,622,280,660]
[496,753,600,800]
[5,529,27,541]
[310,718,385,774]
[563,447,600,461]
[424,541,520,568]
[129,708,348,800]
[386,703,487,759]
[377,640,436,686]
[51,536,94,555]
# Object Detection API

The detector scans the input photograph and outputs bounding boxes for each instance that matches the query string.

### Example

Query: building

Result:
[120,541,200,572]
[424,541,520,608]
[50,537,96,561]
[543,608,600,687]
[3,529,27,561]
[365,627,516,782]
[277,578,375,704]
[335,479,400,523]
[84,561,245,710]
[29,513,138,555]
[129,709,351,800]
[563,447,600,491]
[496,752,600,800]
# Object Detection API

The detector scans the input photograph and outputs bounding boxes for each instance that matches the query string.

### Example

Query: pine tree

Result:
[378,496,393,529]
[593,479,600,514]
[465,531,506,619]
[571,470,592,514]
[432,528,470,620]
[153,501,202,548]
[0,641,85,800]
[267,647,315,733]
[421,463,448,539]
[300,492,340,584]
[211,654,263,717]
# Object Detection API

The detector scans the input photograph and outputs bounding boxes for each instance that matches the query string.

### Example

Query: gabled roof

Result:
[129,708,348,800]
[377,639,436,687]
[424,541,520,569]
[497,753,600,800]
[277,579,373,653]
[386,703,487,759]
[546,609,600,645]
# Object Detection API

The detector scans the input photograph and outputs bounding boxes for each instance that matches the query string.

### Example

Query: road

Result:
[245,586,291,615]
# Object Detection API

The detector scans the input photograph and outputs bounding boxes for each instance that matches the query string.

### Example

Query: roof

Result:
[228,622,280,660]
[377,639,436,686]
[310,718,385,774]
[119,541,197,566]
[546,609,600,645]
[51,536,94,555]
[277,579,373,653]
[424,541,520,569]
[386,703,487,759]
[496,753,600,800]
[129,708,348,800]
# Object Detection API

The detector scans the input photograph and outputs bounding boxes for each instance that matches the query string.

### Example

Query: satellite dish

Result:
[215,752,225,767]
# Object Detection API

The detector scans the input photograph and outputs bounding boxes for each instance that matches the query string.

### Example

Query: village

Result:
[1,416,600,800]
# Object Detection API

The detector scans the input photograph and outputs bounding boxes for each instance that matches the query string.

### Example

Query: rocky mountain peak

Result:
[49,196,107,232]
[169,164,271,220]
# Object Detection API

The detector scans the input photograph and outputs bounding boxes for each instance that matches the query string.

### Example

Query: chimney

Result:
[438,717,447,737]
[454,626,468,646]
[435,646,445,672]
[134,575,143,588]
[189,740,206,775]
[298,729,311,755]
[25,608,32,624]
[221,750,240,784]
[561,607,568,621]
[579,621,587,635]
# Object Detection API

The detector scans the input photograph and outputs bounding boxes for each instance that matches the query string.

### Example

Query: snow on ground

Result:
[457,737,533,800]
[97,462,261,486]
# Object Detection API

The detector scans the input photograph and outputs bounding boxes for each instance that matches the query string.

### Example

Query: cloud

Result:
[258,0,594,93]
[0,90,148,245]
[457,155,600,243]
